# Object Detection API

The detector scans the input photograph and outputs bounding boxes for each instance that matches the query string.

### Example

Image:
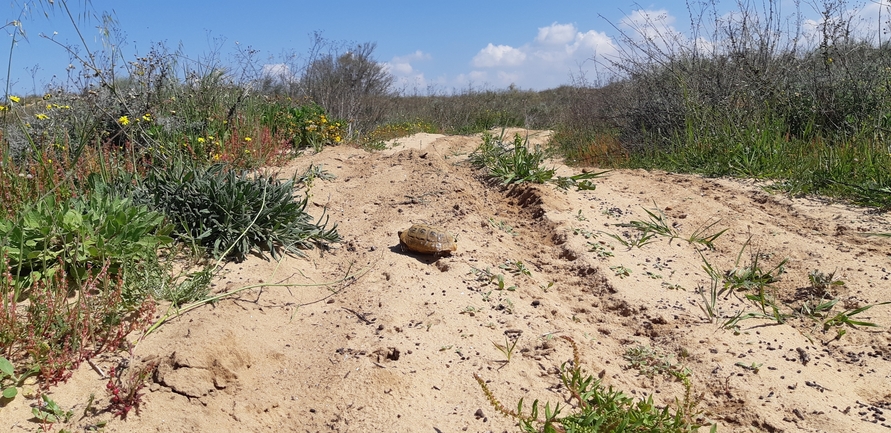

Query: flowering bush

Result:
[263,102,346,152]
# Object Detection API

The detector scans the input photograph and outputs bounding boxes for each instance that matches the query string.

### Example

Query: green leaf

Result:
[2,386,17,399]
[0,357,13,377]
[62,208,83,230]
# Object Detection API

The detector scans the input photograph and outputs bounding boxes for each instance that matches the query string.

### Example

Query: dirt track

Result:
[3,129,891,432]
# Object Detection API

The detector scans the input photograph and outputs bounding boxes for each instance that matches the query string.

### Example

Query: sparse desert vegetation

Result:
[1,0,891,432]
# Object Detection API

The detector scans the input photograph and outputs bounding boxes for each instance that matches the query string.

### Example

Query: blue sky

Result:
[2,0,888,95]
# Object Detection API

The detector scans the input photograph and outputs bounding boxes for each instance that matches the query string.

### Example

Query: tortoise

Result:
[398,224,457,255]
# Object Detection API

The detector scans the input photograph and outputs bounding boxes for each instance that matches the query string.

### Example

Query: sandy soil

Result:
[2,129,891,432]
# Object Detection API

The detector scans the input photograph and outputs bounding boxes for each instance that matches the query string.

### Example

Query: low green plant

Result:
[551,170,607,191]
[469,131,606,190]
[697,241,788,326]
[0,356,37,400]
[588,241,614,258]
[295,163,336,189]
[603,230,657,249]
[361,139,389,151]
[494,274,517,291]
[475,336,707,432]
[807,269,845,294]
[797,270,846,322]
[0,188,173,301]
[611,265,632,278]
[686,219,727,250]
[734,362,762,374]
[470,266,517,291]
[613,203,678,246]
[698,253,762,330]
[460,305,481,315]
[823,301,891,332]
[573,227,596,239]
[138,162,340,261]
[624,345,691,380]
[32,394,73,425]
[470,132,555,185]
[488,218,517,236]
[662,282,684,290]
[696,252,729,323]
[152,263,215,307]
[723,248,786,293]
[722,240,787,321]
[492,329,522,363]
[500,260,532,277]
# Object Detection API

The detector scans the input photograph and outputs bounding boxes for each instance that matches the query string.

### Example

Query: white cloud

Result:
[459,22,620,89]
[572,30,615,55]
[535,22,577,45]
[619,8,686,52]
[472,44,527,67]
[797,0,891,47]
[385,50,433,91]
[261,63,294,82]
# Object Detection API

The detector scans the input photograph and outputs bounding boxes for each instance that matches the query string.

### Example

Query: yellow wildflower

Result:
[46,104,52,110]
[36,113,49,120]
[118,115,130,126]
[142,113,152,122]
[244,137,252,142]
[9,95,20,103]
[0,105,7,111]
[197,137,206,144]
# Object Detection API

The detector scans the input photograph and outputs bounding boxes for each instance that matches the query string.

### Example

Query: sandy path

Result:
[2,129,891,432]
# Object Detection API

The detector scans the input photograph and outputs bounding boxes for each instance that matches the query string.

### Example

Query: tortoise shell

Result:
[398,224,457,255]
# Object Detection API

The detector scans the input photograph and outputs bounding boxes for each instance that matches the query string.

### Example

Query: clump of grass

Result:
[469,132,606,191]
[470,132,555,185]
[697,238,788,327]
[608,203,677,248]
[138,162,340,262]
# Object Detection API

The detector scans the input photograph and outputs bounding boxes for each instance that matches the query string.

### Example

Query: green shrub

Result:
[470,132,556,185]
[139,162,340,261]
[0,189,172,302]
